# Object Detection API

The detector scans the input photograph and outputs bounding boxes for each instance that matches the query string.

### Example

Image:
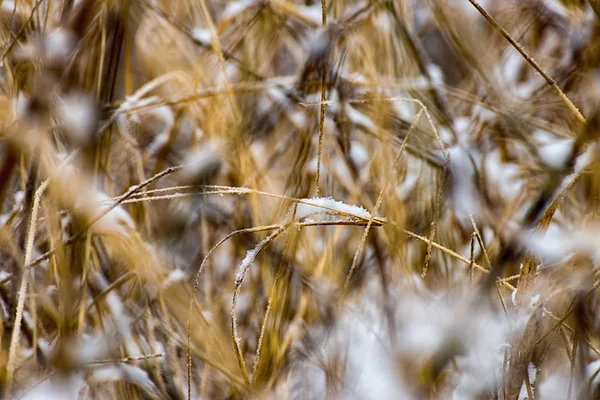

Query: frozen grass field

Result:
[0,0,600,399]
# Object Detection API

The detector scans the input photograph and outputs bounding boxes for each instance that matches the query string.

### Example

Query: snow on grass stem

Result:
[187,224,281,399]
[5,178,48,397]
[231,227,286,385]
[296,197,371,220]
[28,163,190,270]
[252,230,293,384]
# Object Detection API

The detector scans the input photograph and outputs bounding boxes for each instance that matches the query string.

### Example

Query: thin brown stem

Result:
[466,0,585,123]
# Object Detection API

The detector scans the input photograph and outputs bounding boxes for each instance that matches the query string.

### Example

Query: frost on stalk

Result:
[235,236,271,285]
[517,363,538,400]
[296,197,372,221]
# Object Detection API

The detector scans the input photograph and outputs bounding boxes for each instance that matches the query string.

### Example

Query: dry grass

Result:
[1,0,600,399]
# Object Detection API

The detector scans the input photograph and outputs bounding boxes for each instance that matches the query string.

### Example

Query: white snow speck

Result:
[484,150,523,201]
[523,224,572,264]
[538,139,573,170]
[528,362,537,384]
[349,141,369,167]
[0,270,9,282]
[78,191,135,236]
[57,93,98,145]
[587,359,600,387]
[427,64,445,85]
[448,145,481,220]
[91,364,157,395]
[179,140,223,183]
[192,28,211,45]
[289,110,307,128]
[267,87,290,106]
[538,369,569,400]
[103,289,142,357]
[374,10,394,33]
[45,28,76,65]
[296,197,371,220]
[235,235,272,285]
[345,104,377,132]
[19,373,84,400]
[164,269,186,286]
[222,0,259,20]
[294,5,323,25]
[502,51,523,84]
[473,104,496,122]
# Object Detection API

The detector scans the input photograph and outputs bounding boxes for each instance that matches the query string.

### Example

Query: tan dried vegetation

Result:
[0,0,599,399]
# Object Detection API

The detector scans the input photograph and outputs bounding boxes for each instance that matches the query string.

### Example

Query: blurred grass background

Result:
[0,0,600,399]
